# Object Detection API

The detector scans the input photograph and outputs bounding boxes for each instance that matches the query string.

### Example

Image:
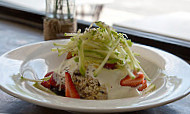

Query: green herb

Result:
[33,82,56,95]
[52,21,151,81]
[20,76,51,82]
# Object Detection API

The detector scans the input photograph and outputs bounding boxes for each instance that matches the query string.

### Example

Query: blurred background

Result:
[1,0,190,42]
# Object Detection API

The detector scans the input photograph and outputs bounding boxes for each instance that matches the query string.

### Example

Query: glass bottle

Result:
[44,0,76,40]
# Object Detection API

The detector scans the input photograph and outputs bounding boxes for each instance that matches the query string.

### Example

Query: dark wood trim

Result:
[0,2,93,31]
[114,26,190,60]
[0,1,94,29]
[0,1,189,60]
[0,1,44,23]
[114,26,190,48]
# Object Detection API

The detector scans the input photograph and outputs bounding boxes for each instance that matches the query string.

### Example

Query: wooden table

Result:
[0,19,189,114]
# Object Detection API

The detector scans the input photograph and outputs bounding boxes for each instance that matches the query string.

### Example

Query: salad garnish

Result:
[21,21,155,99]
[52,21,150,80]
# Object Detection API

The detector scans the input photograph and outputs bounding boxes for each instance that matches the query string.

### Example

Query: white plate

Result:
[0,39,189,113]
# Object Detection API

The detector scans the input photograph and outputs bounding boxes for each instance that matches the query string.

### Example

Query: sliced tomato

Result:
[65,72,80,98]
[120,72,144,87]
[41,71,65,90]
[66,52,73,59]
[44,71,54,77]
[104,63,117,69]
[41,81,51,88]
[138,80,147,91]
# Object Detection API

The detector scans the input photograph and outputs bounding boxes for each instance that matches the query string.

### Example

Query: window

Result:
[0,0,189,60]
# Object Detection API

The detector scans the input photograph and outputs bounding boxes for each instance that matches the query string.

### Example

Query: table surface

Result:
[0,19,189,114]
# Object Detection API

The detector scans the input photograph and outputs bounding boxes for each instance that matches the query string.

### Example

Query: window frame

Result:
[0,1,189,60]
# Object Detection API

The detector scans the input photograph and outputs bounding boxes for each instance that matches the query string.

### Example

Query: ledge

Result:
[0,2,189,60]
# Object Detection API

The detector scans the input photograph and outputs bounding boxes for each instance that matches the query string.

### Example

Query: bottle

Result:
[44,0,76,40]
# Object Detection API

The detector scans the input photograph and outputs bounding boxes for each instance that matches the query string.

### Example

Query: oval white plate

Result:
[0,39,189,113]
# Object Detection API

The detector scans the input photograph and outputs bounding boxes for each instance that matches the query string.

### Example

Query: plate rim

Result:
[0,39,190,113]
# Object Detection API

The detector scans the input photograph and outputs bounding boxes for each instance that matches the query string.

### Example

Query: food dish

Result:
[24,21,153,100]
[0,39,189,113]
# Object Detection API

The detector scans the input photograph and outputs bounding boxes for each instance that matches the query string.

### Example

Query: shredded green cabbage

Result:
[52,21,150,81]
